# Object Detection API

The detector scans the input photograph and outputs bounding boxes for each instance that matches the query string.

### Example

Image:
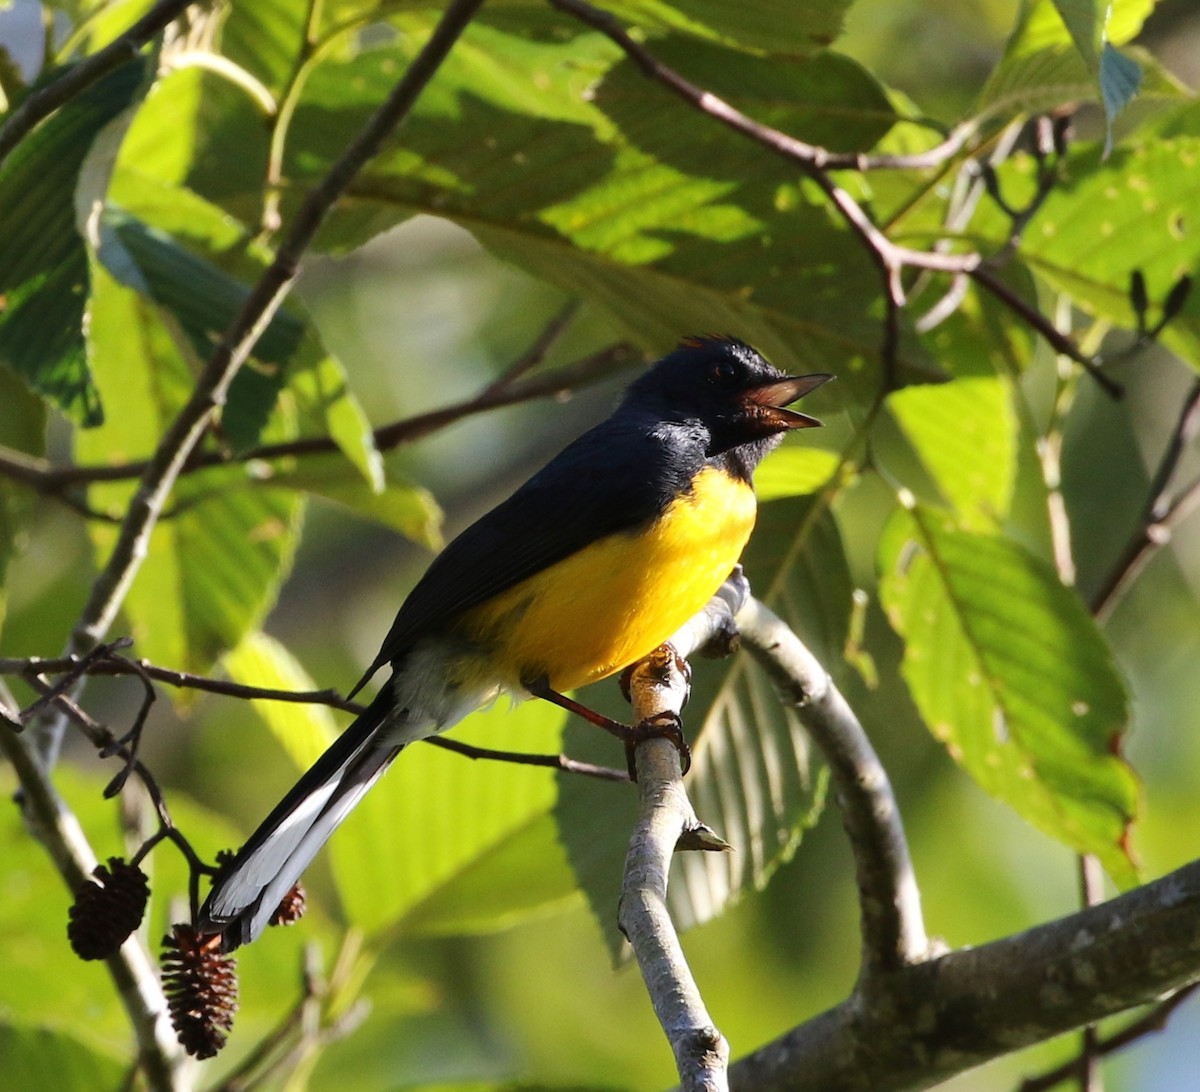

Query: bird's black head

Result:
[624,336,832,477]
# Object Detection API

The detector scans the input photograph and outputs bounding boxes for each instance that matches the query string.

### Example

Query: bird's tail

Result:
[197,686,401,952]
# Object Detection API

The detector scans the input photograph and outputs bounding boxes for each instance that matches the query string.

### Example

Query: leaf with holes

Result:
[878,505,1139,886]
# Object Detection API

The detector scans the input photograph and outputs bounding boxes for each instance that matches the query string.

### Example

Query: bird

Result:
[197,335,831,951]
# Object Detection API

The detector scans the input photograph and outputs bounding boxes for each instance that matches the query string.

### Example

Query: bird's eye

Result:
[708,360,740,388]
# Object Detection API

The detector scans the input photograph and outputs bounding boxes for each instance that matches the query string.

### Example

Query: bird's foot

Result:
[623,709,691,780]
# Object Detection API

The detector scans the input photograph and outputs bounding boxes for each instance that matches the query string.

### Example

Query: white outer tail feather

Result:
[198,686,403,951]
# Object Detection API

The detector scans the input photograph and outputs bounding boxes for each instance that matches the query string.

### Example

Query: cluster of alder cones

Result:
[66,851,305,1058]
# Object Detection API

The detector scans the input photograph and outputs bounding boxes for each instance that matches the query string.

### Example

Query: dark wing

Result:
[352,414,702,692]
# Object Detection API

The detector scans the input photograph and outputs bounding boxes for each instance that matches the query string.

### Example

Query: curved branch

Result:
[548,0,977,173]
[736,597,929,978]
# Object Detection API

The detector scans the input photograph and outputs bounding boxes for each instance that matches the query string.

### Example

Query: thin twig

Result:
[0,683,183,1091]
[428,735,630,782]
[548,0,977,173]
[969,265,1123,399]
[0,341,636,495]
[3,648,631,779]
[1091,377,1200,620]
[736,597,930,979]
[2,650,357,710]
[477,298,583,396]
[0,0,192,169]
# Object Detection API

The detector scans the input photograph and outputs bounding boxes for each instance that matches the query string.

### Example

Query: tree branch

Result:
[0,341,636,496]
[728,855,1200,1091]
[736,598,928,978]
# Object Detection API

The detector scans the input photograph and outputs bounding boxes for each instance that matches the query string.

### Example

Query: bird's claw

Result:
[624,710,691,780]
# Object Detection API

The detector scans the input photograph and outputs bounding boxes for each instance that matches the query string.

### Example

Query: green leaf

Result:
[263,451,442,549]
[334,698,568,936]
[605,0,850,55]
[1048,0,1107,73]
[878,505,1139,886]
[221,631,343,812]
[1007,138,1200,364]
[0,1023,124,1092]
[289,344,385,492]
[885,376,1017,531]
[98,209,305,451]
[754,445,841,501]
[983,1,1152,142]
[400,811,580,935]
[114,63,270,229]
[78,268,302,674]
[225,632,570,936]
[275,13,907,390]
[0,60,146,424]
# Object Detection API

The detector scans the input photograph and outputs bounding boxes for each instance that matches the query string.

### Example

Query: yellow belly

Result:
[458,466,756,693]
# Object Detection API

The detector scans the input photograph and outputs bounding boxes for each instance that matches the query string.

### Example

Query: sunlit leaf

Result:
[1007,138,1200,366]
[262,451,442,549]
[754,446,841,501]
[984,0,1152,141]
[289,345,385,492]
[78,268,302,674]
[878,505,1139,886]
[400,811,580,935]
[886,375,1017,531]
[605,0,850,55]
[272,12,906,390]
[97,209,305,451]
[334,697,568,936]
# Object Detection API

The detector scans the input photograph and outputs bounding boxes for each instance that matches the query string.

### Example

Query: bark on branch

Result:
[736,597,929,978]
[728,855,1200,1090]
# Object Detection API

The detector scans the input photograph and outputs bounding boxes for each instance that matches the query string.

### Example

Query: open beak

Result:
[744,373,833,430]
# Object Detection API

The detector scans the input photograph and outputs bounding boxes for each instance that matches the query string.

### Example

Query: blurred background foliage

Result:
[1,0,1199,1088]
